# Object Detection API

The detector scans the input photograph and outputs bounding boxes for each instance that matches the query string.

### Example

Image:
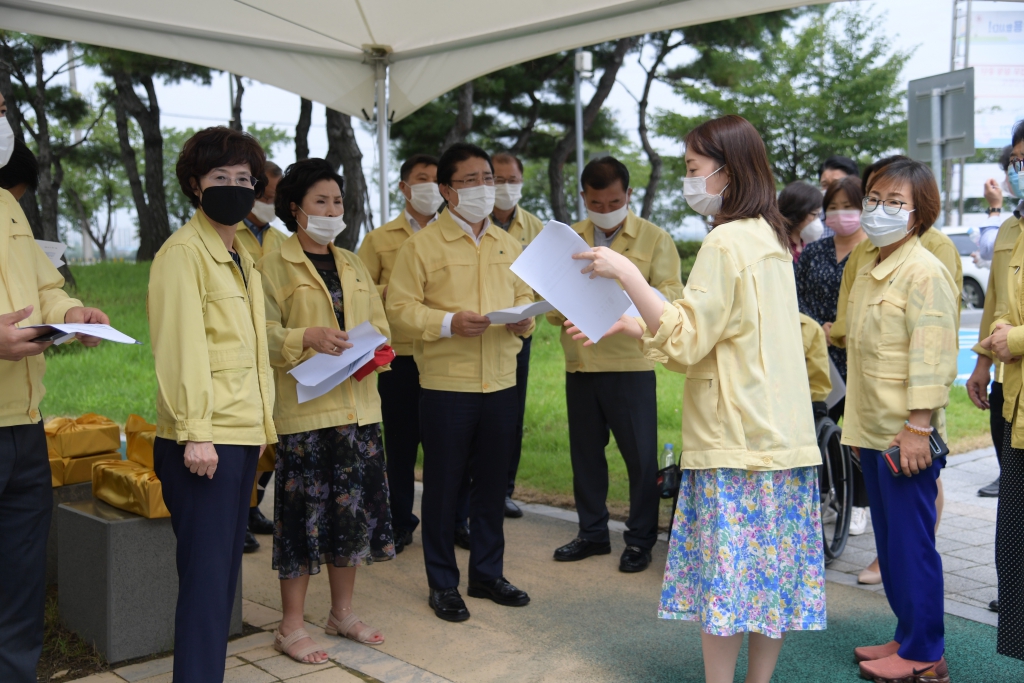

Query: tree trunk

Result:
[639,40,679,220]
[325,108,367,251]
[295,98,312,161]
[230,74,244,132]
[27,45,61,245]
[548,38,638,224]
[440,82,474,154]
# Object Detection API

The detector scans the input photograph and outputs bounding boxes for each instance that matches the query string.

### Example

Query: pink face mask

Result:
[825,209,862,236]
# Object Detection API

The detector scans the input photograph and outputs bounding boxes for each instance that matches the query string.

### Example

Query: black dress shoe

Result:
[248,507,275,535]
[619,545,652,573]
[467,577,530,606]
[394,529,414,555]
[990,600,1000,613]
[553,537,612,562]
[978,477,1000,497]
[454,525,471,550]
[429,588,470,622]
[504,497,523,518]
[243,529,260,554]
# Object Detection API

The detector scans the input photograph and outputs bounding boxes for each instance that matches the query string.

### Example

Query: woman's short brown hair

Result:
[864,159,940,236]
[175,126,266,208]
[823,175,864,215]
[684,115,788,247]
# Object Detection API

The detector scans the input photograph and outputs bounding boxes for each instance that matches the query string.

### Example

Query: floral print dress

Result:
[659,466,827,638]
[272,255,395,579]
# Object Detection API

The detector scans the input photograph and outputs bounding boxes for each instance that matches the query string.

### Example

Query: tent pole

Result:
[376,59,389,225]
[574,49,586,221]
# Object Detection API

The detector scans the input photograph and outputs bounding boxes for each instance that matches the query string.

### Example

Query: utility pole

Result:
[573,49,593,222]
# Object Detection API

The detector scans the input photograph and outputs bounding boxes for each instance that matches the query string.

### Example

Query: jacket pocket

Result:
[209,355,262,429]
[859,359,908,435]
[682,369,723,451]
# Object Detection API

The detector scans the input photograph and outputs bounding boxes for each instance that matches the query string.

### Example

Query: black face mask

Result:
[199,185,255,226]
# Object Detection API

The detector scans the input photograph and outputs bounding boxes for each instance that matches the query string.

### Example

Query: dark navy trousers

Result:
[420,387,517,589]
[0,422,50,683]
[154,438,258,683]
[379,355,422,535]
[861,447,946,662]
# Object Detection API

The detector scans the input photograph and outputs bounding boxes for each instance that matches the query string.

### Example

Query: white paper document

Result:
[288,321,386,404]
[509,221,631,343]
[624,287,669,318]
[825,356,847,409]
[26,323,140,345]
[484,300,555,324]
[35,240,66,268]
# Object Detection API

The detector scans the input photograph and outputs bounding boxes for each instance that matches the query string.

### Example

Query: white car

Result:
[942,228,988,309]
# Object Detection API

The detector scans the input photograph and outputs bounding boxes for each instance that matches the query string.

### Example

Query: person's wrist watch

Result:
[988,206,1002,216]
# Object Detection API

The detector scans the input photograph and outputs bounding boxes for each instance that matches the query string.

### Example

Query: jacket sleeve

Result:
[650,231,685,301]
[258,263,309,368]
[905,266,959,411]
[34,243,82,324]
[385,240,448,342]
[973,262,997,359]
[357,234,388,298]
[641,242,739,370]
[801,315,832,403]
[148,245,215,443]
[829,256,856,348]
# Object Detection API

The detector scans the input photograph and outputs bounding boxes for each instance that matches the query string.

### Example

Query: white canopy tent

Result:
[1,0,829,222]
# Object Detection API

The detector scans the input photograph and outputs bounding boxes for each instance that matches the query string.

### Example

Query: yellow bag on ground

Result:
[45,413,121,459]
[62,452,120,485]
[256,443,276,473]
[125,414,157,469]
[49,456,64,488]
[92,460,170,519]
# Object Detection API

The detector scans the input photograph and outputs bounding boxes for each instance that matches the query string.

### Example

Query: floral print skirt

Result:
[273,423,395,580]
[659,466,826,638]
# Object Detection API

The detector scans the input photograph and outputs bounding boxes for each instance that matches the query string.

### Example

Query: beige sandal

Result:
[274,627,328,663]
[325,608,384,645]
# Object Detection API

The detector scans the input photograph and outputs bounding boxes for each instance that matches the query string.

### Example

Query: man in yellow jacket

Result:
[489,152,544,518]
[358,153,440,553]
[0,109,109,683]
[548,157,684,573]
[387,143,535,622]
[236,160,287,262]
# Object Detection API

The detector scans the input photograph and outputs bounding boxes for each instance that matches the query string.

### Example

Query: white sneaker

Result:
[849,507,870,536]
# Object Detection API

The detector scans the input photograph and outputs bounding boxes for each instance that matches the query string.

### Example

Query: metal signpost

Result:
[906,68,975,227]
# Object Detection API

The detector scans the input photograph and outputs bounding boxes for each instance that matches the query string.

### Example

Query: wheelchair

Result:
[814,402,855,565]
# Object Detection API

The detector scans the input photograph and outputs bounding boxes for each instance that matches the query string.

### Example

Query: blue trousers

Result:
[0,422,50,683]
[860,447,945,662]
[154,438,259,683]
[420,387,517,589]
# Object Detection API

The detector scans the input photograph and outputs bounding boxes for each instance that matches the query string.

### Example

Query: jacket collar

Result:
[280,233,349,290]
[870,236,919,281]
[193,210,244,265]
[437,208,494,243]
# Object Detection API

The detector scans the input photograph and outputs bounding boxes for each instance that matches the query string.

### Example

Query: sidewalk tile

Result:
[943,573,988,594]
[115,656,174,682]
[135,673,172,683]
[937,526,995,546]
[226,631,277,657]
[950,565,998,585]
[284,668,363,682]
[934,537,970,553]
[257,654,333,680]
[223,664,279,683]
[955,586,999,605]
[936,555,982,572]
[238,645,281,663]
[227,657,247,669]
[244,599,285,628]
[71,675,126,683]
[941,515,994,531]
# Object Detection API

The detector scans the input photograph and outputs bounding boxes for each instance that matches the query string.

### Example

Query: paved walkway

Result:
[826,447,1001,627]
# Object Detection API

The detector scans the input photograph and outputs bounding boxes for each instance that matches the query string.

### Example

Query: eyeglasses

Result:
[449,173,494,187]
[204,173,258,188]
[863,197,909,215]
[1011,158,1023,173]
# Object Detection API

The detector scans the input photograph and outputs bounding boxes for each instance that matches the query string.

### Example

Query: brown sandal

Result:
[325,609,384,645]
[273,627,328,663]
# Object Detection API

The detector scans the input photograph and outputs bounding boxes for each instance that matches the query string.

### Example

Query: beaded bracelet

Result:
[904,421,934,437]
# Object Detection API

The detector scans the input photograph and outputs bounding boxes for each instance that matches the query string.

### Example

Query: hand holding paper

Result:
[484,300,555,325]
[564,315,643,347]
[26,322,139,345]
[63,306,112,347]
[289,321,387,403]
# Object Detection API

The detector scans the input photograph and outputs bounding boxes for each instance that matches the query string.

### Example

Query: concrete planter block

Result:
[57,499,241,663]
[47,482,94,585]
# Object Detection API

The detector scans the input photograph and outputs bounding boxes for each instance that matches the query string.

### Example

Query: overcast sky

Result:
[59,0,1018,249]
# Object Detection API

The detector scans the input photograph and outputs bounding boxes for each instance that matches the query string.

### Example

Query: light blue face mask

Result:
[1010,165,1023,199]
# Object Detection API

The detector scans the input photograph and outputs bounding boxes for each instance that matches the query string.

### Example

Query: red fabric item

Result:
[354,345,396,381]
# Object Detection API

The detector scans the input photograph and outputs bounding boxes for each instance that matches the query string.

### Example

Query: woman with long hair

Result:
[567,115,825,683]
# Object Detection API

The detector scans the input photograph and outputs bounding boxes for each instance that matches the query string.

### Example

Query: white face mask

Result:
[0,117,15,169]
[250,200,276,226]
[451,184,495,224]
[493,183,523,211]
[683,166,728,216]
[300,207,347,246]
[588,204,629,231]
[800,217,824,244]
[860,207,915,248]
[408,182,442,216]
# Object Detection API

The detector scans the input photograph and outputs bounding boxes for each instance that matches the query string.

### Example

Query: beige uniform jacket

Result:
[800,313,832,404]
[502,205,545,249]
[236,223,287,262]
[148,211,276,446]
[385,209,534,394]
[831,228,962,347]
[841,238,959,451]
[973,214,1023,383]
[0,188,82,427]
[548,212,684,373]
[257,235,389,435]
[993,228,1024,445]
[359,212,420,356]
[640,217,820,471]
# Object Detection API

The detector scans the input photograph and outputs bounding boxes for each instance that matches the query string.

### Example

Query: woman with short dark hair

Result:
[843,159,958,682]
[778,180,824,260]
[148,126,276,683]
[568,115,825,683]
[257,158,394,664]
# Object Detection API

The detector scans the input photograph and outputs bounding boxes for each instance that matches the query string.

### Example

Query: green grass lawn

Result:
[41,262,993,510]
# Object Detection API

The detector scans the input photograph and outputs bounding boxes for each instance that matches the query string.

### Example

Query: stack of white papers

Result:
[510,221,632,343]
[288,321,386,404]
[484,300,555,324]
[27,323,140,345]
[35,240,66,268]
